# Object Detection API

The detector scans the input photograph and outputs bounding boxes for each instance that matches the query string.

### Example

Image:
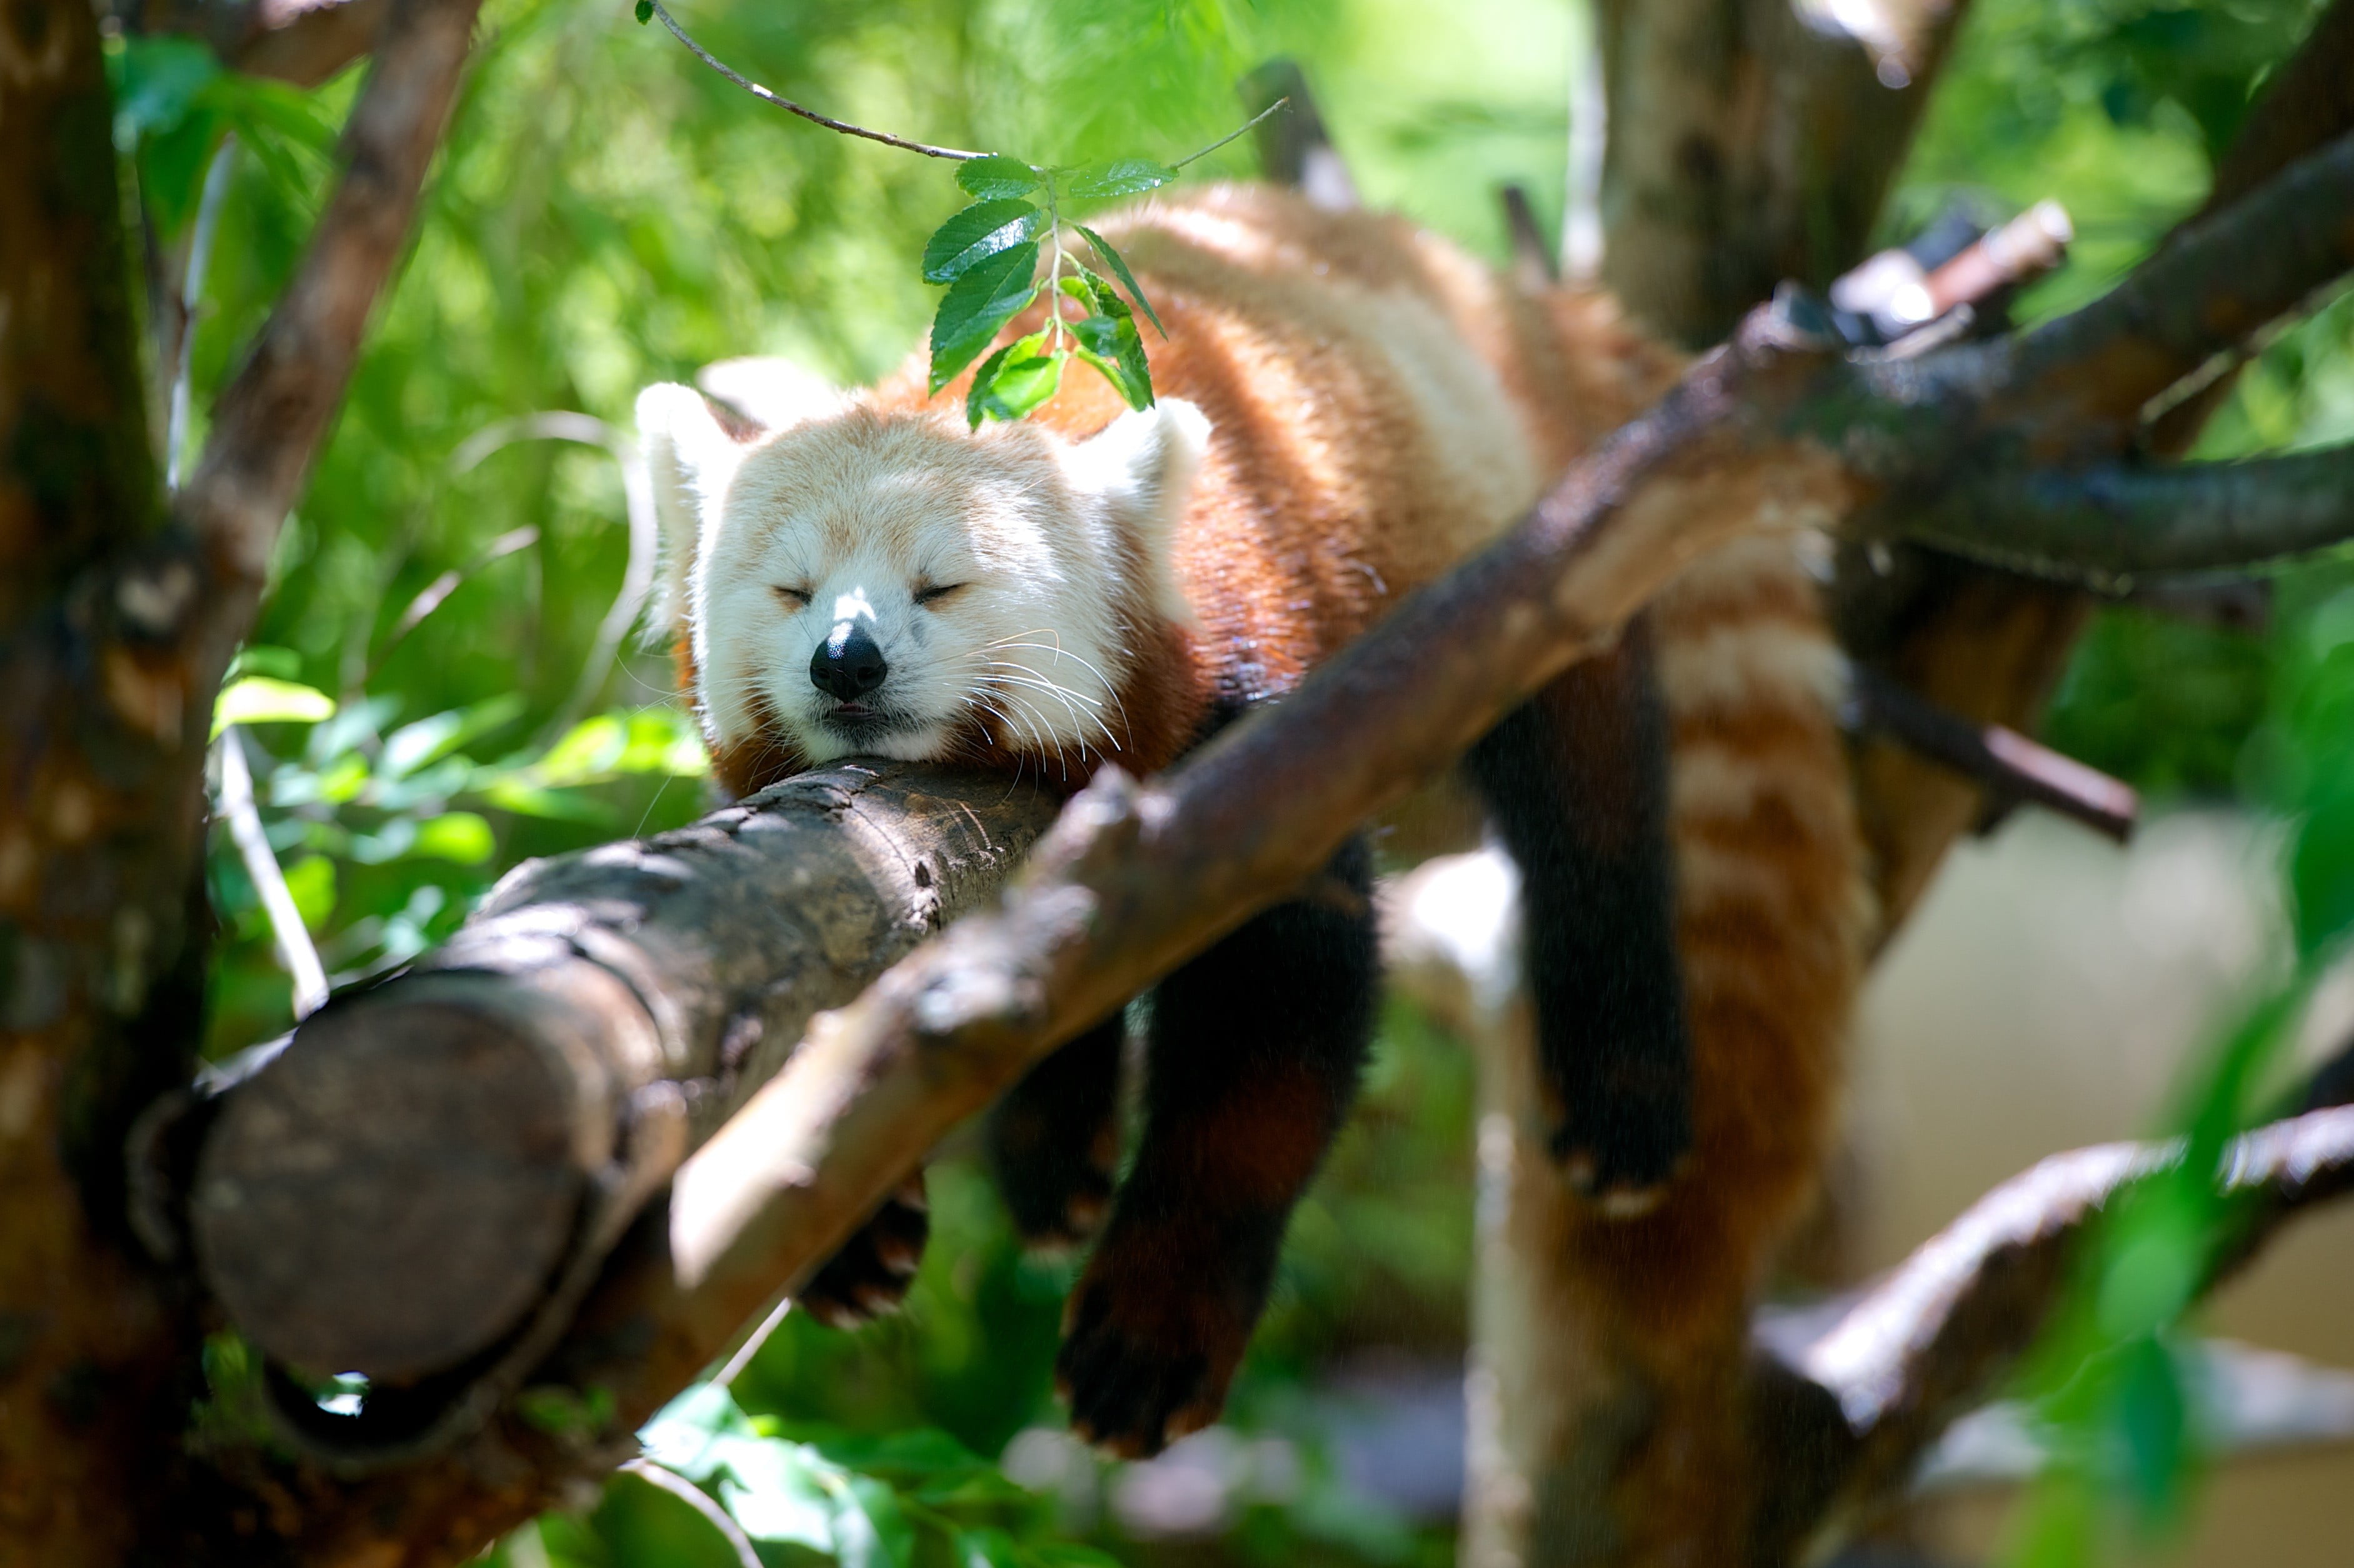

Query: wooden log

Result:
[191,763,1055,1391]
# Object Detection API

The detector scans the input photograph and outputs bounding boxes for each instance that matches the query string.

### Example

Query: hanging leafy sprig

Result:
[634,0,1281,426]
[923,156,1183,427]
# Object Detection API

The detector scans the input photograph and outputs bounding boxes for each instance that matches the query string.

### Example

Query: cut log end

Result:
[191,974,629,1381]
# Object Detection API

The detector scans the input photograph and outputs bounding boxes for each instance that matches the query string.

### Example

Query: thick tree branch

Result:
[142,0,392,89]
[1765,1101,2354,1549]
[191,764,1052,1412]
[1893,444,2354,581]
[1596,0,1971,347]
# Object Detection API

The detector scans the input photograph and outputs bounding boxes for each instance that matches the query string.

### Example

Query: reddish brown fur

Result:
[704,186,1866,1496]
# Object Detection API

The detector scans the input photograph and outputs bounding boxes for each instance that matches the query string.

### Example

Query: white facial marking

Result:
[648,394,1208,776]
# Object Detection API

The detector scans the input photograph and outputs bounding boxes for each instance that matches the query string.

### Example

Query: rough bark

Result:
[1766,1101,2354,1554]
[141,0,393,89]
[1595,0,1968,349]
[191,764,1054,1404]
[1,0,478,1559]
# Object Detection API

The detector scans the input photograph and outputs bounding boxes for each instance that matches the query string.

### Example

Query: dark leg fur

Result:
[988,1014,1126,1249]
[1058,836,1378,1457]
[797,1172,929,1329]
[1465,612,1691,1212]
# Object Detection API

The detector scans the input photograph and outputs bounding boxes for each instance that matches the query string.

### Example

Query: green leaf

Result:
[1074,225,1166,337]
[227,644,303,682]
[928,241,1041,394]
[954,1526,1023,1568]
[966,332,1064,426]
[1069,276,1154,410]
[955,155,1040,201]
[921,199,1043,284]
[111,36,220,146]
[634,0,653,21]
[411,811,495,865]
[1066,159,1176,199]
[592,1466,749,1568]
[281,855,336,931]
[214,677,336,737]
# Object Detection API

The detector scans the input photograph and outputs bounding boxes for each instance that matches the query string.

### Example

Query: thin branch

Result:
[1778,1102,2354,1541]
[167,136,239,492]
[642,0,985,161]
[616,1462,763,1568]
[179,0,484,591]
[2001,127,2354,437]
[1896,444,2354,582]
[214,727,331,1019]
[1167,96,1288,170]
[1846,665,2138,842]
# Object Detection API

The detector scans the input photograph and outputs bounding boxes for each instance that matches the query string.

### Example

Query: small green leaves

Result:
[634,0,653,22]
[921,198,1043,284]
[1067,158,1176,199]
[214,677,337,737]
[1069,269,1154,410]
[954,154,1040,201]
[928,241,1041,393]
[966,332,1064,427]
[1073,223,1165,337]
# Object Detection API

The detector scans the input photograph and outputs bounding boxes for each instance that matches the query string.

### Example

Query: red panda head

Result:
[637,374,1205,778]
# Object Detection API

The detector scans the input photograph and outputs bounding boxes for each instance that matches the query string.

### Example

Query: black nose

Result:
[810,621,888,701]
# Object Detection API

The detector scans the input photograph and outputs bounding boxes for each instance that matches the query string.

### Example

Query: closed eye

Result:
[772,586,812,609]
[913,582,967,606]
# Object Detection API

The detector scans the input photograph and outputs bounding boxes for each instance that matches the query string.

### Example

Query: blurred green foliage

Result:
[114,0,2354,1559]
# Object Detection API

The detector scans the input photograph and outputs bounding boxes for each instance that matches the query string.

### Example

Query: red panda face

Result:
[638,380,1207,777]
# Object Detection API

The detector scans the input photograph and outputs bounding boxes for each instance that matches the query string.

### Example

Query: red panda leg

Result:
[1463,612,1691,1212]
[796,1172,929,1329]
[1057,836,1377,1458]
[986,1015,1126,1249]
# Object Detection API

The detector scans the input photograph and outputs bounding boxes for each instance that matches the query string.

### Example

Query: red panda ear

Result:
[636,382,753,643]
[695,357,844,434]
[1066,399,1210,628]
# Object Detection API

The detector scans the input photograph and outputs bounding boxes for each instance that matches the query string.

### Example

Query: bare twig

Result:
[1846,665,2138,842]
[368,525,538,676]
[178,0,485,627]
[167,136,239,492]
[641,0,985,161]
[214,727,331,1019]
[448,412,659,733]
[616,1462,762,1568]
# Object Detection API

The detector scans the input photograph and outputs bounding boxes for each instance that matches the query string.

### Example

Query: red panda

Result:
[638,183,1867,1459]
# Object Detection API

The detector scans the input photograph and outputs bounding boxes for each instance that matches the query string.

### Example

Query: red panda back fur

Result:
[691,184,1868,1481]
[876,180,1869,1290]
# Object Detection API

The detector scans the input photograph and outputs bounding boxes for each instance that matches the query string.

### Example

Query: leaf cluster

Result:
[921,157,1171,425]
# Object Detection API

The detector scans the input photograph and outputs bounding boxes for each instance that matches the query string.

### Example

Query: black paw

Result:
[1055,1275,1229,1460]
[1549,1088,1691,1219]
[798,1174,928,1329]
[995,1142,1116,1252]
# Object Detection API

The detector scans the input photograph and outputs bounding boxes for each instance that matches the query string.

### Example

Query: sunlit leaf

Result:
[281,855,336,931]
[1066,158,1176,199]
[966,332,1063,426]
[214,677,336,737]
[955,155,1040,201]
[411,811,495,864]
[921,199,1043,284]
[929,242,1041,394]
[1073,224,1166,337]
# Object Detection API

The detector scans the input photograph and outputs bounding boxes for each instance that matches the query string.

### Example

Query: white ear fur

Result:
[696,356,844,432]
[1065,399,1210,628]
[636,382,748,644]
